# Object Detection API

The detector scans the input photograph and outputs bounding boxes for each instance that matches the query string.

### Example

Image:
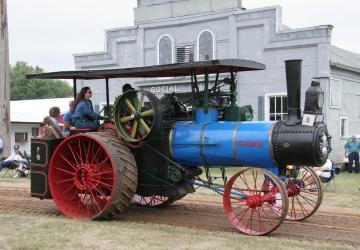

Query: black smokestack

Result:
[285,60,302,125]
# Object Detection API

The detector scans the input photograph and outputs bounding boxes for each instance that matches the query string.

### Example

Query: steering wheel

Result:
[97,105,114,125]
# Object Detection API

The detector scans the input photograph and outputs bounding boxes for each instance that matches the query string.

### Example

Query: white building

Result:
[10,98,71,154]
[73,0,360,162]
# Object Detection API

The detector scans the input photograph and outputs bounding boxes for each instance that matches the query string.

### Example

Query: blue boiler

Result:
[170,108,276,170]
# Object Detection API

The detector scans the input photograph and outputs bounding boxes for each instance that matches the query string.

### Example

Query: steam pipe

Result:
[285,60,302,125]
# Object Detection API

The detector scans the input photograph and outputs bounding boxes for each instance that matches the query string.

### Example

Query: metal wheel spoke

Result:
[55,166,75,176]
[67,144,80,165]
[295,196,309,216]
[298,193,317,205]
[62,184,77,196]
[120,114,135,124]
[141,109,154,117]
[53,178,74,184]
[125,99,136,112]
[59,154,77,171]
[139,118,151,133]
[238,174,254,195]
[130,120,138,138]
[78,139,84,164]
[138,93,145,112]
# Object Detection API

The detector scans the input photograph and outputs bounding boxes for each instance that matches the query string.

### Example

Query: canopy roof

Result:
[27,59,265,80]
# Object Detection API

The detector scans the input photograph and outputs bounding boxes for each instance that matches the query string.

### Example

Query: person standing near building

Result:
[0,136,3,159]
[344,135,360,173]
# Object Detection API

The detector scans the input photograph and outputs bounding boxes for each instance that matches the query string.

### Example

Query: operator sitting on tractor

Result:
[122,83,134,93]
[72,87,101,129]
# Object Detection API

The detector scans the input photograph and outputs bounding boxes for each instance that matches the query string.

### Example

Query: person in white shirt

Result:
[313,159,333,179]
[0,145,26,172]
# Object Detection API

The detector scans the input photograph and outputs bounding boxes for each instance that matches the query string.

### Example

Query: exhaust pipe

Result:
[285,60,302,125]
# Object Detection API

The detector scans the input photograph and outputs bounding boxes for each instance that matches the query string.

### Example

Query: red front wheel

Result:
[49,133,137,219]
[284,165,323,221]
[223,168,288,236]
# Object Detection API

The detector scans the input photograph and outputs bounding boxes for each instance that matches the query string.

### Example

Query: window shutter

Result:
[258,96,264,121]
[176,45,194,63]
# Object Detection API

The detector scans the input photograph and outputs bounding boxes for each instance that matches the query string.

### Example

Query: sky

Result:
[7,0,360,71]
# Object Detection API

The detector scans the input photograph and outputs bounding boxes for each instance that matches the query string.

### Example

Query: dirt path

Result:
[0,186,359,247]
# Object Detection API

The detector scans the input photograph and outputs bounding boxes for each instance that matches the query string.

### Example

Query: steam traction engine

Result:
[28,59,331,235]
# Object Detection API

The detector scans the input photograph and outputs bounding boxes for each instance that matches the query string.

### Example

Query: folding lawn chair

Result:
[319,162,341,192]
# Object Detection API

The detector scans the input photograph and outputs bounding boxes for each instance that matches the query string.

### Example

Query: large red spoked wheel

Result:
[284,165,323,221]
[223,168,288,236]
[49,133,137,219]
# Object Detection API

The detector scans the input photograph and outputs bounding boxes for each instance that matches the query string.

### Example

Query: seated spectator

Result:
[312,159,333,181]
[71,87,100,129]
[42,114,63,139]
[63,100,75,134]
[49,106,61,130]
[0,145,26,172]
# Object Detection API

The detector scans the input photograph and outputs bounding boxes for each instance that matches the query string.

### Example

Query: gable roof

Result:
[11,98,72,123]
[330,45,360,74]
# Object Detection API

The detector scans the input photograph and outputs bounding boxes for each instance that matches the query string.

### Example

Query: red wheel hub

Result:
[287,184,301,197]
[73,165,100,191]
[246,195,262,208]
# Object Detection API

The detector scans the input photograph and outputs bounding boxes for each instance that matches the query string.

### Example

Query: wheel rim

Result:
[114,90,162,142]
[285,165,323,221]
[223,168,288,236]
[49,134,115,219]
[132,194,170,207]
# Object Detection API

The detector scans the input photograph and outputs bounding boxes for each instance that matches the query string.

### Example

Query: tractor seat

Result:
[70,128,97,135]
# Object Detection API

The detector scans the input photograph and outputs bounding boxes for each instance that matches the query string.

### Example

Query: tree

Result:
[10,61,73,100]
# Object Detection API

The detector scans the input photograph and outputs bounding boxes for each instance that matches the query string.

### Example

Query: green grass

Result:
[0,213,354,250]
[321,171,360,208]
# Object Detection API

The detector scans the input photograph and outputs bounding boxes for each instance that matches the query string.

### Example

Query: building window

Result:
[330,78,341,109]
[158,35,173,65]
[265,93,288,121]
[176,45,194,63]
[340,116,348,138]
[31,127,39,137]
[15,132,28,143]
[198,30,214,61]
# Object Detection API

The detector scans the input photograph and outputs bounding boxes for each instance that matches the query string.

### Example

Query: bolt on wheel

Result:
[223,167,288,236]
[284,165,323,221]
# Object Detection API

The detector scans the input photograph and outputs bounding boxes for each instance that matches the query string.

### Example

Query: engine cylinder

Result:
[170,120,275,169]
